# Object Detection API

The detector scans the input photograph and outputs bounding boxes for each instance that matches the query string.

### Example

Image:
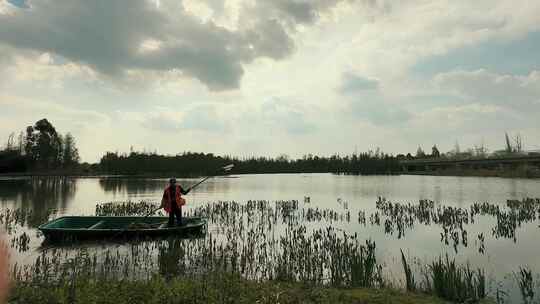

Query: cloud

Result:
[412,31,540,76]
[0,0,345,91]
[337,72,410,125]
[178,104,230,132]
[339,72,379,93]
[127,104,230,133]
[349,98,411,126]
[0,94,108,124]
[411,103,508,133]
[260,98,316,134]
[333,1,540,81]
[0,53,99,89]
[254,0,343,25]
[433,69,540,111]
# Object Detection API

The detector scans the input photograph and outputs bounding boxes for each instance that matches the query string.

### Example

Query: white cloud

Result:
[259,97,317,134]
[0,94,108,125]
[1,53,99,89]
[433,69,540,111]
[1,0,540,160]
[329,0,540,80]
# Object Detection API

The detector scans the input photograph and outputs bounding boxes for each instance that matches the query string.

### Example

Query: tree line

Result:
[0,119,80,173]
[98,149,401,176]
[4,118,529,176]
[406,133,531,161]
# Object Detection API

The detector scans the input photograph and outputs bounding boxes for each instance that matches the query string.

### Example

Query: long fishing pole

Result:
[126,163,235,228]
[187,164,234,192]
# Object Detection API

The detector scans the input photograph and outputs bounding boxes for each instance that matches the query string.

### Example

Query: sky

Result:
[1,0,539,163]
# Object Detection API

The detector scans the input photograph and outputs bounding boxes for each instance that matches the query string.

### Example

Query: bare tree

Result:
[505,132,512,153]
[416,146,426,158]
[17,131,25,154]
[62,132,80,167]
[514,133,523,153]
[5,132,15,151]
[454,141,461,155]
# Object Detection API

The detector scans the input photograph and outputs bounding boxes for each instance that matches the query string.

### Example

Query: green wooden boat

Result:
[39,216,206,241]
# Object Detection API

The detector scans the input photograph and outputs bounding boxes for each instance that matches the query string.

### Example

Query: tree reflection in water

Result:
[0,177,76,227]
[98,177,230,196]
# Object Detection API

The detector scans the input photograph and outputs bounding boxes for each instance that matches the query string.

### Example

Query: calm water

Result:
[1,173,540,299]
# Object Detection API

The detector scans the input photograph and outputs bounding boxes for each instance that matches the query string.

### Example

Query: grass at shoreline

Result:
[8,274,453,304]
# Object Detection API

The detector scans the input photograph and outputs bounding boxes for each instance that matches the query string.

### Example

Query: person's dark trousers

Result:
[168,201,182,226]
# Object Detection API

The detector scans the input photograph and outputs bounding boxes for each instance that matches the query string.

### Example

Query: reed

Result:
[6,197,540,303]
[400,249,416,292]
[514,266,534,304]
[95,200,160,216]
[426,255,485,302]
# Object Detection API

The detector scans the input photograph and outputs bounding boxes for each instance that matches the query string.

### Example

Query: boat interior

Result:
[41,216,199,230]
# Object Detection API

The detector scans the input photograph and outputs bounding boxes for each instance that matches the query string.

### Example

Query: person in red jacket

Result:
[161,178,190,226]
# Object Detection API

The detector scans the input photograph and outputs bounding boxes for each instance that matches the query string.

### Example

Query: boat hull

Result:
[38,216,206,241]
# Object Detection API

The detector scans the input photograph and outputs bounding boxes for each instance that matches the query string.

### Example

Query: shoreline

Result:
[9,274,462,304]
[403,168,540,179]
[1,170,539,179]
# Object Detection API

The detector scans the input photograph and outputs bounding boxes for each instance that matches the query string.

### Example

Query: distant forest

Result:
[2,118,533,176]
[99,150,400,176]
[1,119,399,175]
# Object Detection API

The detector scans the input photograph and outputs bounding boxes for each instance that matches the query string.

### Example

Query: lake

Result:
[1,173,540,301]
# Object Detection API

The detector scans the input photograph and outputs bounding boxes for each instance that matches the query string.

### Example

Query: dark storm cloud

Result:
[0,0,345,91]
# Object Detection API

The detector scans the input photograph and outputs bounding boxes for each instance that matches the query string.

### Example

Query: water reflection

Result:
[509,178,518,198]
[99,178,166,195]
[98,177,233,197]
[0,177,76,227]
[158,239,186,279]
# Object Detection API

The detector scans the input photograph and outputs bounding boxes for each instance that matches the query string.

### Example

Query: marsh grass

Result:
[426,255,485,302]
[401,249,416,292]
[9,271,450,304]
[95,200,160,216]
[515,266,535,304]
[376,197,540,254]
[7,198,540,303]
[0,207,57,233]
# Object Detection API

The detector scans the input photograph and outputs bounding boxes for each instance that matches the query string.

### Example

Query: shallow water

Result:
[1,173,540,301]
